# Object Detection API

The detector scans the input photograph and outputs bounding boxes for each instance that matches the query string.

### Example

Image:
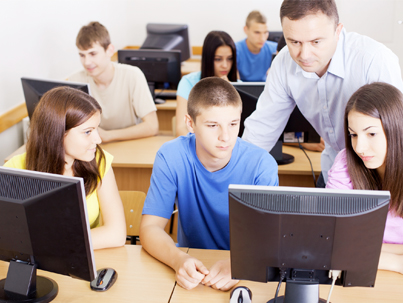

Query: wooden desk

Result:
[0,245,183,303]
[171,249,403,303]
[4,136,320,192]
[156,100,176,132]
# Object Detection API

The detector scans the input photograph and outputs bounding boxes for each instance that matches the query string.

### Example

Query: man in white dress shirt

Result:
[243,0,403,186]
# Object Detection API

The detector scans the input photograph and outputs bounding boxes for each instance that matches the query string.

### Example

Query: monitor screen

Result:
[229,185,390,303]
[21,77,90,120]
[0,166,96,301]
[118,49,181,103]
[268,31,283,43]
[232,82,320,164]
[141,23,191,62]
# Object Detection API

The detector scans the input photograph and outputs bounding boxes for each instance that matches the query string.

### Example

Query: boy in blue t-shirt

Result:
[140,77,278,291]
[236,10,278,82]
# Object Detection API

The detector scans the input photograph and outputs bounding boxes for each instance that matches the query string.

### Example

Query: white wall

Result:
[1,0,402,162]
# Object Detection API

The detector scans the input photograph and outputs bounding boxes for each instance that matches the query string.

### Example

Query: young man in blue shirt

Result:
[236,10,278,82]
[140,77,278,291]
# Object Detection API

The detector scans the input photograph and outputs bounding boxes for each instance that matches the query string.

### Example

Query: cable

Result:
[274,269,287,303]
[326,270,341,303]
[295,133,317,187]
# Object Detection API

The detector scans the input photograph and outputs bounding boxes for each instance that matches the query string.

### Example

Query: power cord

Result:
[295,133,317,187]
[326,270,341,303]
[274,269,287,303]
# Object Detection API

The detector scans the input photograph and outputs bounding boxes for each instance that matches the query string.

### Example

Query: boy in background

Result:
[68,21,158,143]
[236,10,278,82]
[140,77,278,291]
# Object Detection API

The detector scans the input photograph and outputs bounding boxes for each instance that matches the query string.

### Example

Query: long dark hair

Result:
[26,86,105,196]
[344,82,403,216]
[201,31,237,81]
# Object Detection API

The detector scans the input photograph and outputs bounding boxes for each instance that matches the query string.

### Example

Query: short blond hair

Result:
[188,77,242,122]
[76,21,111,51]
[246,10,267,27]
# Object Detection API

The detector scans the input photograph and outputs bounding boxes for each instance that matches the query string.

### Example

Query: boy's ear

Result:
[106,44,115,57]
[185,114,195,133]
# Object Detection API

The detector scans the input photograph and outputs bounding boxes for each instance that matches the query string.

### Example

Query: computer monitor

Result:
[21,77,91,120]
[268,31,283,43]
[141,23,191,62]
[118,49,181,103]
[0,166,96,302]
[229,185,390,303]
[232,82,320,165]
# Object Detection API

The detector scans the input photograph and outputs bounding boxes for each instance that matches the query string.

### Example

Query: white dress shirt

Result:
[243,28,403,182]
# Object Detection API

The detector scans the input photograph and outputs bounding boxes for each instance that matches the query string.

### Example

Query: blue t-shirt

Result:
[236,39,278,82]
[142,133,279,250]
[176,71,201,100]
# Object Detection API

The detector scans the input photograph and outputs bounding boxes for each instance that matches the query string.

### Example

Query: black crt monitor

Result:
[0,166,96,303]
[21,77,91,120]
[141,23,191,62]
[229,185,390,303]
[118,49,181,104]
[231,82,320,165]
[268,31,283,43]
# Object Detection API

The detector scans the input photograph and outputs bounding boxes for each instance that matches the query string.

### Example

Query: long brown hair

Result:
[201,31,238,82]
[26,86,105,196]
[344,82,403,216]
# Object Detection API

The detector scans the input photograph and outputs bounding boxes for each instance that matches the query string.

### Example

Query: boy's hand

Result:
[174,255,209,290]
[202,259,239,291]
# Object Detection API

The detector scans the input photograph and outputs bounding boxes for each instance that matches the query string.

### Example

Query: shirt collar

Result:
[294,28,346,79]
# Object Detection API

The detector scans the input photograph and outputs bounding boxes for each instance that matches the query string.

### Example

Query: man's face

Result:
[78,42,114,78]
[186,105,241,172]
[282,12,343,77]
[244,21,269,52]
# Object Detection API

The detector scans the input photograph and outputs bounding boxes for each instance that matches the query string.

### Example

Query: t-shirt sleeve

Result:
[131,67,157,119]
[142,150,178,219]
[3,154,26,169]
[99,149,114,179]
[326,149,353,190]
[176,75,194,100]
[254,152,279,186]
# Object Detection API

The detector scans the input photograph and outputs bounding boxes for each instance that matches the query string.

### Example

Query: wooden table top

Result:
[171,249,403,303]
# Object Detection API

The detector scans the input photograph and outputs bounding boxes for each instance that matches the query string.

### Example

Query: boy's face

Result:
[78,42,114,79]
[244,21,269,51]
[186,104,241,172]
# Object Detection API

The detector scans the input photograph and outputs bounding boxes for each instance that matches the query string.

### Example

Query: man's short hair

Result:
[280,0,339,26]
[188,77,242,122]
[76,21,111,51]
[246,10,267,27]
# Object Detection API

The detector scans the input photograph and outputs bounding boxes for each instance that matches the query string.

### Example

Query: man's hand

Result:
[202,259,239,291]
[173,254,210,290]
[301,138,325,152]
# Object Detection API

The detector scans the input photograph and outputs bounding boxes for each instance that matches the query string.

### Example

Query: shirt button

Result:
[329,129,333,134]
[323,106,327,110]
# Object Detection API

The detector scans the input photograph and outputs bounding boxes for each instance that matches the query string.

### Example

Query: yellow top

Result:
[4,149,113,228]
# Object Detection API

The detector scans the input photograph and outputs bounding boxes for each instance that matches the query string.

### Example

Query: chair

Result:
[119,191,146,245]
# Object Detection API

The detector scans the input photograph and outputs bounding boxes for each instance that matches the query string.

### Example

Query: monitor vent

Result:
[0,173,62,201]
[238,193,379,215]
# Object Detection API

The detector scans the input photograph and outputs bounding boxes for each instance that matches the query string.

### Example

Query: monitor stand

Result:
[267,279,327,303]
[0,260,58,303]
[270,140,294,165]
[148,82,166,104]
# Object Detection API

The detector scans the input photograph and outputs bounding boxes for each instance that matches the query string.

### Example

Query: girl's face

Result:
[64,111,102,166]
[348,110,387,176]
[213,45,233,78]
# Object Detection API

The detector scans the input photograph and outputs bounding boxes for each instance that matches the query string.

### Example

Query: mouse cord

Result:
[297,139,317,187]
[155,88,165,98]
[274,269,287,303]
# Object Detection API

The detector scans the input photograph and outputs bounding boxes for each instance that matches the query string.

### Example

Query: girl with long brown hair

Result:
[327,82,403,274]
[4,86,126,250]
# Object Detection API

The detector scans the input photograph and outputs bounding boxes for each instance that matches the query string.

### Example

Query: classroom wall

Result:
[1,0,402,163]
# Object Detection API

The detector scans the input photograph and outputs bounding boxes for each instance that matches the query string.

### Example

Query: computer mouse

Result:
[229,286,252,303]
[90,268,118,291]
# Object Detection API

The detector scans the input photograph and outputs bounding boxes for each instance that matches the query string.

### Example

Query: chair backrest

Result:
[119,191,146,237]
